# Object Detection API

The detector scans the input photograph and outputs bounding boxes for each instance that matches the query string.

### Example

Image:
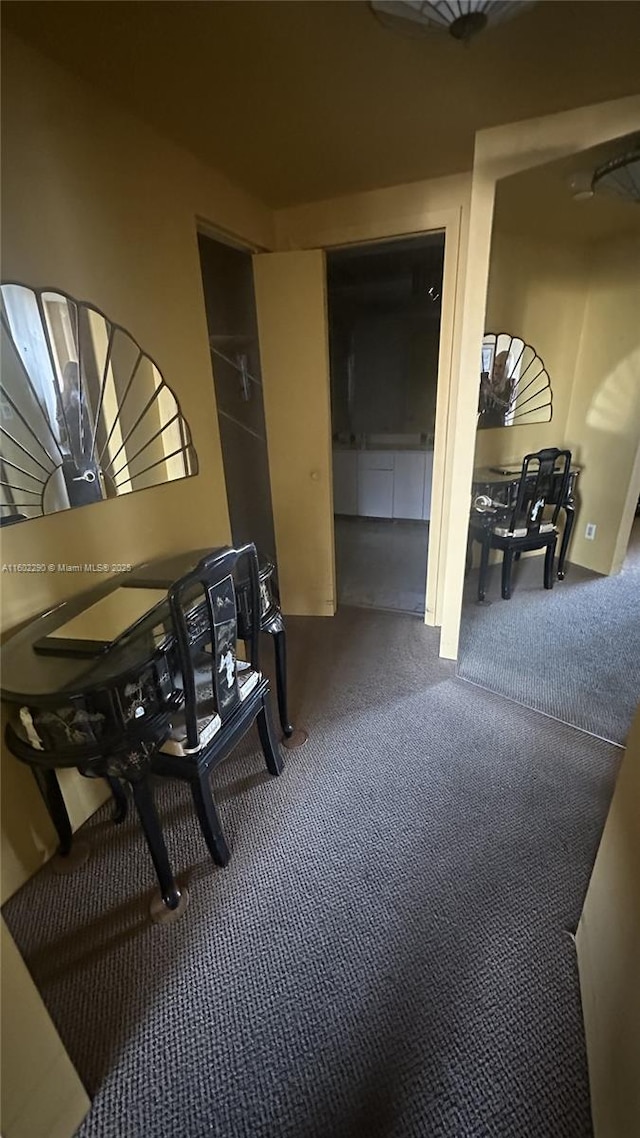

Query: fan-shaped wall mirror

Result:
[0,284,198,526]
[478,332,552,429]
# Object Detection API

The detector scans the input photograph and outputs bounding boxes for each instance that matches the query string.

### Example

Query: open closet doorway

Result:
[328,234,445,616]
[197,230,276,563]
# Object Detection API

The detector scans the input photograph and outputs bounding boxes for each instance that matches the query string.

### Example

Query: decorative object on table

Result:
[369,1,536,42]
[468,448,572,601]
[478,333,552,429]
[0,283,197,525]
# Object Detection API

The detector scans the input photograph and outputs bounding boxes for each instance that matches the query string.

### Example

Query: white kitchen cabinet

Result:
[422,450,434,521]
[358,468,394,517]
[357,451,394,517]
[393,452,426,520]
[357,450,394,472]
[332,451,358,515]
[332,448,434,520]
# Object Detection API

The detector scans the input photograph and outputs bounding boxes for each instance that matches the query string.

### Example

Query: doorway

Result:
[327,234,445,616]
[197,231,276,563]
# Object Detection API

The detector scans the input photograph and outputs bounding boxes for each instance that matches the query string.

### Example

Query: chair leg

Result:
[257,696,285,776]
[130,776,183,911]
[478,535,490,602]
[190,771,230,867]
[501,550,514,599]
[106,776,128,824]
[544,540,556,590]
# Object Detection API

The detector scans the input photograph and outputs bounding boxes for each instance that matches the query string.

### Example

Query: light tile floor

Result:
[334,515,429,615]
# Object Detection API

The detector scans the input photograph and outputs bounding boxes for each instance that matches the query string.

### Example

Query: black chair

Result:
[150,543,284,875]
[469,448,572,601]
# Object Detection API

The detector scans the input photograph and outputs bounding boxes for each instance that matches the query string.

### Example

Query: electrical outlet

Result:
[585,523,597,540]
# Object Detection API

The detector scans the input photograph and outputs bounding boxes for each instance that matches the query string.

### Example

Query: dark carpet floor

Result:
[2,608,621,1138]
[458,520,640,745]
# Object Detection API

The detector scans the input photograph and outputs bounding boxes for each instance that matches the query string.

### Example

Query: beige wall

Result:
[476,230,589,468]
[576,705,640,1138]
[1,916,90,1138]
[0,31,275,901]
[565,236,640,575]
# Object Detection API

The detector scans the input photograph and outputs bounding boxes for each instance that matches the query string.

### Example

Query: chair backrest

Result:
[167,544,261,751]
[510,448,572,534]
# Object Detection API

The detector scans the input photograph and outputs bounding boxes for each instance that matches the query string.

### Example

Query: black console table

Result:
[0,547,305,881]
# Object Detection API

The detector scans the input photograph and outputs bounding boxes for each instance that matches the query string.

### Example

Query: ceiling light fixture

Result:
[591,148,640,204]
[370,1,537,43]
[567,171,594,202]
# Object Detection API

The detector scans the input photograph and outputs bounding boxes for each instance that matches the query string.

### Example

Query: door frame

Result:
[276,200,467,632]
[196,216,266,255]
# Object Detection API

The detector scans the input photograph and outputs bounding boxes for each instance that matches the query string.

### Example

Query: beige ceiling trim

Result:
[474,94,640,182]
[274,173,471,251]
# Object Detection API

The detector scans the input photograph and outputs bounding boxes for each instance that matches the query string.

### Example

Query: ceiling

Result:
[495,134,640,244]
[3,1,640,208]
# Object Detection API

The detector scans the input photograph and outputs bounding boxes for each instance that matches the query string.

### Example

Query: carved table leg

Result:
[478,532,491,603]
[105,776,129,824]
[32,767,91,874]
